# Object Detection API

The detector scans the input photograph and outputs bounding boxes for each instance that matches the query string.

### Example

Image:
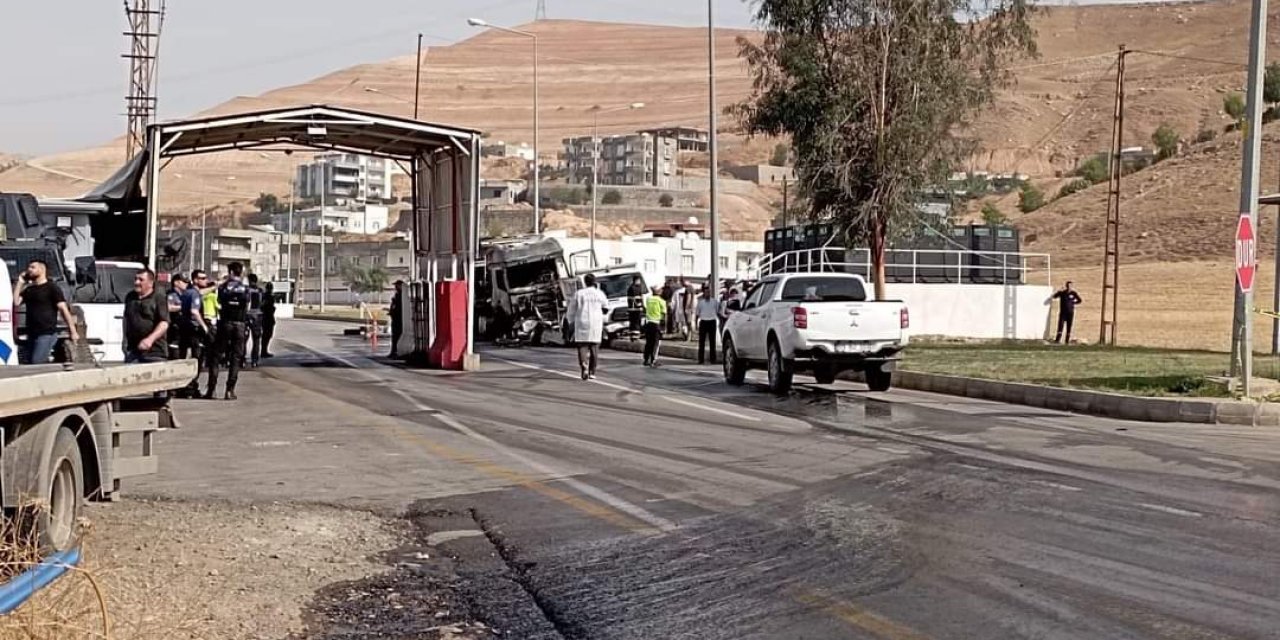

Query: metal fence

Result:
[753,247,1053,287]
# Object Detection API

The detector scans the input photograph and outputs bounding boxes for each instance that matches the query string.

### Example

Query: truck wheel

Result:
[865,366,893,392]
[723,337,747,386]
[813,364,838,385]
[531,326,544,346]
[39,429,84,552]
[767,340,794,396]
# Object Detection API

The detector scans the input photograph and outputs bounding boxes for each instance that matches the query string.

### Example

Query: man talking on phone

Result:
[12,259,79,364]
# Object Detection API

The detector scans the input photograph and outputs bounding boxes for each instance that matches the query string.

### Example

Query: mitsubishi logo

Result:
[849,309,860,327]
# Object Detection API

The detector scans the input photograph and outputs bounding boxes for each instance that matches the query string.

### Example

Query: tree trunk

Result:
[870,221,887,301]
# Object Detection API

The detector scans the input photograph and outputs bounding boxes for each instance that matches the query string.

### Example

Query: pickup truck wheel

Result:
[38,429,84,552]
[865,366,893,392]
[813,364,838,385]
[723,338,747,386]
[767,340,794,396]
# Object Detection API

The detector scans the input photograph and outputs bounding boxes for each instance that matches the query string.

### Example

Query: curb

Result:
[608,339,1269,426]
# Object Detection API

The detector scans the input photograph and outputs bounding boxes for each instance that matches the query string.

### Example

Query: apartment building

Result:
[295,153,398,203]
[561,133,677,188]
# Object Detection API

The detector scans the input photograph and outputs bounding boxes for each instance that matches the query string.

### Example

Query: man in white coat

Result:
[568,273,609,380]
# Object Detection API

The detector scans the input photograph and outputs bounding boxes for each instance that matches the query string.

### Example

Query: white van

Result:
[0,259,14,365]
[72,260,145,363]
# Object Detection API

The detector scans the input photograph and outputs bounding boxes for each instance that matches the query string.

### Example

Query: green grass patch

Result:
[901,341,1253,397]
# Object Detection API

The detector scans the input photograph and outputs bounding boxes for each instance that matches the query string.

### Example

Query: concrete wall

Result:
[884,283,1052,341]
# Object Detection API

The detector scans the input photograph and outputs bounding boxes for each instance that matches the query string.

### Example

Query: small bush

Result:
[1224,92,1247,122]
[601,189,623,205]
[1056,178,1091,199]
[1018,183,1045,213]
[1151,123,1180,161]
[1076,154,1109,184]
[658,193,675,208]
[1194,128,1217,144]
[980,203,1006,224]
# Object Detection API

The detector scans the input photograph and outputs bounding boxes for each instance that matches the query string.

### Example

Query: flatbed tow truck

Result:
[1,244,196,611]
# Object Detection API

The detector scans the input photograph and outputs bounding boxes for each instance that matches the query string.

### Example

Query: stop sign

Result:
[1237,214,1257,293]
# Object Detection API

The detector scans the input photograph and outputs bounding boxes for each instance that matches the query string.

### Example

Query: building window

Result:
[644,259,658,272]
[719,256,729,269]
[398,255,405,265]
[681,255,694,274]
[611,257,623,266]
[307,257,316,268]
[353,257,361,265]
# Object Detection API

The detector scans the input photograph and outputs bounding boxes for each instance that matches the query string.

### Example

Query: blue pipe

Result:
[0,547,82,615]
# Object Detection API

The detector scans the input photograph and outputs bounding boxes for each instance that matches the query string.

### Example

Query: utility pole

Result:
[123,0,164,160]
[1098,45,1127,346]
[413,34,424,120]
[707,0,721,294]
[781,177,789,229]
[1231,0,1268,397]
[319,159,329,312]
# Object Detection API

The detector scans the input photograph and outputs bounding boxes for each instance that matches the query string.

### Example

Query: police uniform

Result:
[205,276,250,399]
[245,281,264,367]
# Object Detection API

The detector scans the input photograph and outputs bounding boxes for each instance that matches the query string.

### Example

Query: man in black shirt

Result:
[1052,281,1084,344]
[205,262,250,400]
[389,280,404,358]
[123,268,170,363]
[13,259,79,364]
[245,274,265,368]
[260,282,276,359]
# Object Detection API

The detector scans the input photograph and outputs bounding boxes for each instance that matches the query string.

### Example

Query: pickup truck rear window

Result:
[780,277,867,302]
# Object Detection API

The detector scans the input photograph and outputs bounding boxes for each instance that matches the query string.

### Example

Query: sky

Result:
[0,0,756,156]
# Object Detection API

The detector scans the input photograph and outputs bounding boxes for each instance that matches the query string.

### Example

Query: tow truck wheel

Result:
[865,366,893,392]
[813,364,837,385]
[39,428,84,552]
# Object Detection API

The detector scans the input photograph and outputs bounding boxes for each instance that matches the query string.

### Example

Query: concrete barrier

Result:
[610,338,1268,425]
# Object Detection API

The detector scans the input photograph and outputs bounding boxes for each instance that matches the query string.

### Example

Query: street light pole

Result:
[319,159,328,312]
[707,0,721,294]
[286,178,295,283]
[468,19,539,234]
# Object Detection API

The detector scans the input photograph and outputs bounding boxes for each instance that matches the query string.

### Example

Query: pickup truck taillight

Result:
[900,307,910,329]
[792,306,808,329]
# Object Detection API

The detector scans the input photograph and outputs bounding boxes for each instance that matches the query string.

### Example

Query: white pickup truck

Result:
[721,272,909,394]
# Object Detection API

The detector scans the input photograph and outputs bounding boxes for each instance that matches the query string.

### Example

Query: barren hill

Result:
[1,2,1277,247]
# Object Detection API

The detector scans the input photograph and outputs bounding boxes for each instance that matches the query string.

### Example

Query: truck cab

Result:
[72,260,145,362]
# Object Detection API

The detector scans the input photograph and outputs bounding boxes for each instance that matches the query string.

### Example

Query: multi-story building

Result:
[561,133,677,188]
[295,153,399,203]
[639,127,709,152]
[293,238,412,306]
[159,226,284,281]
[275,205,390,236]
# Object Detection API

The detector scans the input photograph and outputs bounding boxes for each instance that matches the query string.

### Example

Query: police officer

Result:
[260,282,276,359]
[245,273,265,368]
[204,262,250,401]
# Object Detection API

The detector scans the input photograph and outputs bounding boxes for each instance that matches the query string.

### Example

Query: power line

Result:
[1129,48,1246,68]
[1030,56,1120,149]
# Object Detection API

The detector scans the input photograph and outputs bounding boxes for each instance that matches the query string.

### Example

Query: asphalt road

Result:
[140,319,1280,639]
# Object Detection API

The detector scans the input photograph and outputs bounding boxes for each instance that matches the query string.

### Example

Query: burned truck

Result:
[477,236,573,344]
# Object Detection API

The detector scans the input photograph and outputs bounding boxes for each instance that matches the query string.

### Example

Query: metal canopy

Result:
[149,104,481,161]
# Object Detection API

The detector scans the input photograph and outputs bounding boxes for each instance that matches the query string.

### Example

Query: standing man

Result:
[568,273,609,380]
[122,268,170,364]
[626,275,646,339]
[260,282,277,359]
[13,259,78,364]
[389,280,404,359]
[205,262,250,401]
[245,274,265,368]
[642,285,668,367]
[174,271,211,396]
[1052,281,1084,344]
[695,285,720,365]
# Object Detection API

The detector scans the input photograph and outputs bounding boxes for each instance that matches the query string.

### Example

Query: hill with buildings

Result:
[0,2,1276,254]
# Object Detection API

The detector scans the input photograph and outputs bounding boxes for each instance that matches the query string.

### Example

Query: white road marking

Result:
[494,356,637,393]
[1031,480,1084,492]
[665,395,762,422]
[391,388,678,533]
[425,529,485,546]
[1137,503,1203,518]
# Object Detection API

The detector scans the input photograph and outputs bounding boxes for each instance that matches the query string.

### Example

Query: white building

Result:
[296,153,401,203]
[482,141,535,162]
[277,205,390,236]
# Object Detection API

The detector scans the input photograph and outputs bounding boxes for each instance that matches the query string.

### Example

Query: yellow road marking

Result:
[795,589,931,640]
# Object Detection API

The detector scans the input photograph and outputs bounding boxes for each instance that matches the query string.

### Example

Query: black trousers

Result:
[178,324,208,390]
[246,317,263,365]
[628,308,643,333]
[577,342,599,375]
[698,320,718,364]
[643,322,662,364]
[261,320,275,355]
[207,320,247,393]
[1055,312,1075,343]
[390,321,402,356]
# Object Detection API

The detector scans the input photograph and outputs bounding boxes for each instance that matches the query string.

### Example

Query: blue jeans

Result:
[125,350,164,364]
[20,333,58,365]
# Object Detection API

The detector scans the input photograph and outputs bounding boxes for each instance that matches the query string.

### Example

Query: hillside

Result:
[1,2,1277,249]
